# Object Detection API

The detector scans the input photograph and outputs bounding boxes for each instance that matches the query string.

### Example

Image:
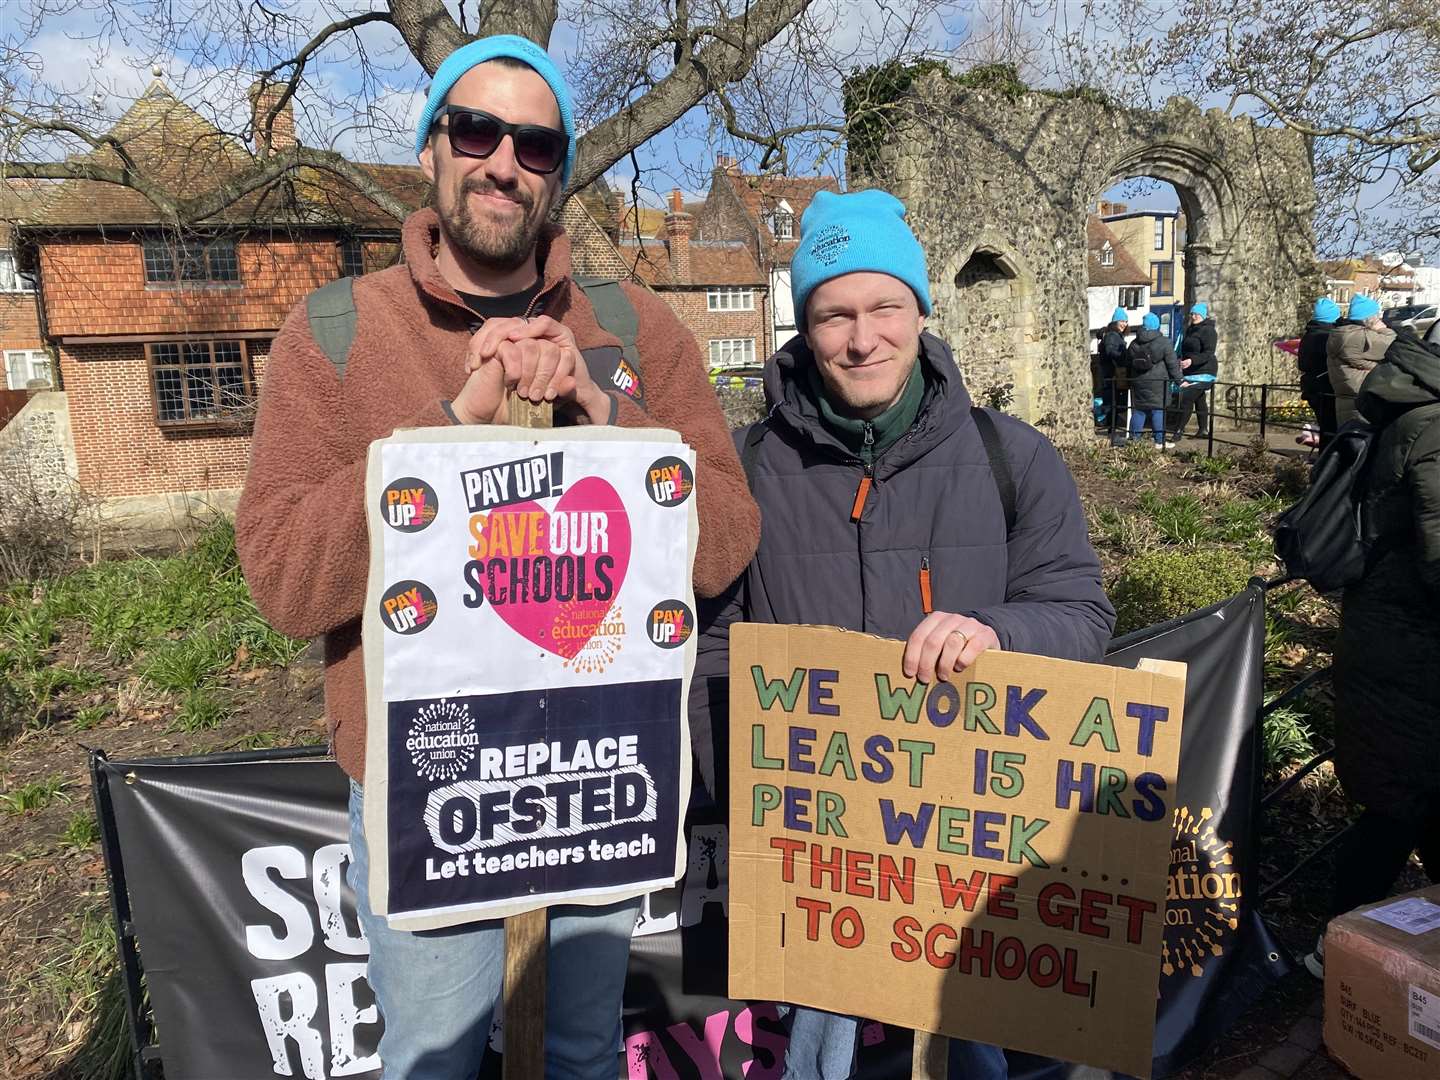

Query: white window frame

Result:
[706,286,755,312]
[771,198,795,240]
[708,338,756,368]
[1099,242,1114,267]
[0,250,36,293]
[4,348,51,390]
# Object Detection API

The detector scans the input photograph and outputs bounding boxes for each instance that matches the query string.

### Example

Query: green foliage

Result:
[1189,454,1238,479]
[170,688,229,732]
[1110,547,1254,635]
[952,62,1029,98]
[60,811,101,850]
[40,905,133,1080]
[843,58,950,176]
[1,520,301,737]
[1138,491,1208,544]
[1262,704,1315,769]
[71,703,112,731]
[0,775,71,815]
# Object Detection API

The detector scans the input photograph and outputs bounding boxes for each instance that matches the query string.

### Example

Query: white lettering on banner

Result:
[242,844,377,1079]
[634,823,729,937]
[314,844,369,956]
[244,846,315,960]
[252,972,326,1079]
[423,765,658,853]
[327,963,381,1076]
[251,966,382,1080]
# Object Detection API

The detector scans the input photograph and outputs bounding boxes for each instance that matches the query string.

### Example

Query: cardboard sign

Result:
[362,426,698,931]
[728,625,1186,1077]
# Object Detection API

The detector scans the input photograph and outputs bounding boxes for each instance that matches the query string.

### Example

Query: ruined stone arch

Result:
[929,233,1044,417]
[856,81,1321,442]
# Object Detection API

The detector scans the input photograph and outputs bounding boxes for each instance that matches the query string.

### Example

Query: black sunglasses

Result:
[435,105,567,175]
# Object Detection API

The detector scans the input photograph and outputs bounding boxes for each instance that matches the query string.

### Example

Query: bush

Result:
[1110,546,1254,634]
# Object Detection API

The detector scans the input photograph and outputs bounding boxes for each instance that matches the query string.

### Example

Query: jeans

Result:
[781,1006,1008,1079]
[347,782,640,1080]
[1128,408,1166,445]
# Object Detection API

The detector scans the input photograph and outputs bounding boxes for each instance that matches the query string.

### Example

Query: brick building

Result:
[1,181,50,399]
[6,80,630,507]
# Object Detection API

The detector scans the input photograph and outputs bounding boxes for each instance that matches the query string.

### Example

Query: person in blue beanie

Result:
[1328,294,1396,425]
[1298,297,1342,446]
[690,188,1113,1080]
[1097,306,1131,443]
[1170,302,1217,441]
[1125,312,1184,447]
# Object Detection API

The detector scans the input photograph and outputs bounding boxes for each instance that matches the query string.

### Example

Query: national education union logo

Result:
[1161,805,1241,978]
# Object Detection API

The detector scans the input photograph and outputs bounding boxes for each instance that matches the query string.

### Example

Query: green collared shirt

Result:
[807,361,925,466]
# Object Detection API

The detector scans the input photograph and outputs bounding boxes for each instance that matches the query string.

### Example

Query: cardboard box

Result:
[1324,885,1440,1079]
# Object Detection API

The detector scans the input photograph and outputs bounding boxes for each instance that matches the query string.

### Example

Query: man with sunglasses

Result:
[236,33,760,1080]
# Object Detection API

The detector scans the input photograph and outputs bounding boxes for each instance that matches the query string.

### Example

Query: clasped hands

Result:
[451,315,611,426]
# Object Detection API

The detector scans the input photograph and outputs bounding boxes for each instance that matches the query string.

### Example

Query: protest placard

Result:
[728,624,1186,1078]
[361,426,698,931]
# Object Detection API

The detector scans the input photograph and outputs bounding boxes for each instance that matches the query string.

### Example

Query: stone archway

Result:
[929,236,1044,420]
[855,85,1320,441]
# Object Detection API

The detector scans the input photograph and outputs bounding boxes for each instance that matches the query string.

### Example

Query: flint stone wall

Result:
[855,80,1321,441]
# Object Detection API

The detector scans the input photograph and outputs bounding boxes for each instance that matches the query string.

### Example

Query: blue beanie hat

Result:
[791,189,931,328]
[1348,295,1380,321]
[1111,306,1129,323]
[1142,312,1160,331]
[414,35,576,185]
[1191,302,1209,318]
[1313,297,1341,323]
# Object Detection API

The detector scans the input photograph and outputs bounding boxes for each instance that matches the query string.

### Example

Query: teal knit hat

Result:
[1111,306,1129,323]
[1142,312,1160,330]
[1348,295,1380,321]
[791,189,931,328]
[1191,302,1209,318]
[414,35,576,185]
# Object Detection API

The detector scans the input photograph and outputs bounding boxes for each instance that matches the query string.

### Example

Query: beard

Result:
[437,176,547,273]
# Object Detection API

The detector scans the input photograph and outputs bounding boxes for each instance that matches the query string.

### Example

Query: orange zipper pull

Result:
[920,555,933,614]
[850,474,872,522]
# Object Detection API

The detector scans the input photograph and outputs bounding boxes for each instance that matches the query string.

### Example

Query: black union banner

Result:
[95,586,1285,1079]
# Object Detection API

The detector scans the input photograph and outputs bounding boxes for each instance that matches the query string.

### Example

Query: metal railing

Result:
[1095,378,1325,458]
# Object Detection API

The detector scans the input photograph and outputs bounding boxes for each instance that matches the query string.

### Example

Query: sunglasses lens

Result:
[449,111,502,157]
[513,128,566,174]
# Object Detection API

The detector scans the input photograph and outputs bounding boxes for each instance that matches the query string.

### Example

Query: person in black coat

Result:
[1298,297,1340,446]
[1171,302,1218,440]
[1097,306,1130,442]
[1124,313,1184,446]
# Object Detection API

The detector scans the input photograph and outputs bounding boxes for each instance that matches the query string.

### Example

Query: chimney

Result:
[663,188,693,283]
[716,154,740,175]
[609,196,626,243]
[249,80,297,154]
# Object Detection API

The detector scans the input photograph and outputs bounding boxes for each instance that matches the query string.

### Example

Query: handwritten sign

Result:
[362,426,698,931]
[728,624,1185,1078]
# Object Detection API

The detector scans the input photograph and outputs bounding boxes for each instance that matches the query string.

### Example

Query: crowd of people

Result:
[1094,303,1219,448]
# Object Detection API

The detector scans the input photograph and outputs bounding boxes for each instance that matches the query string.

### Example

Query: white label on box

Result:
[1410,985,1440,1050]
[1360,896,1440,935]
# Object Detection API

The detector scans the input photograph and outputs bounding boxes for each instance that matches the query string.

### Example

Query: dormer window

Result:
[771,199,794,240]
[1099,242,1114,268]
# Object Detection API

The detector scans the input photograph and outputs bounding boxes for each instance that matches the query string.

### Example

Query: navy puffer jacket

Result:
[688,332,1115,802]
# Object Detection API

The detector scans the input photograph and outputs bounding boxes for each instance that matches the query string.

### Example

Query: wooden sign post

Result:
[912,1032,949,1078]
[503,392,552,1080]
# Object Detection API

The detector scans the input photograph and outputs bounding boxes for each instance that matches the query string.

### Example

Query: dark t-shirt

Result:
[455,280,544,321]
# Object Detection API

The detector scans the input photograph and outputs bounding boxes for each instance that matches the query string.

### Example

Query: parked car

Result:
[1384,303,1438,336]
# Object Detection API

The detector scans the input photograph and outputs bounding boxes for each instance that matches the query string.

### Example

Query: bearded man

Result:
[236,34,758,1079]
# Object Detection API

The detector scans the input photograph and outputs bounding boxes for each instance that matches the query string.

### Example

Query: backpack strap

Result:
[574,276,641,370]
[306,277,358,379]
[971,406,1017,534]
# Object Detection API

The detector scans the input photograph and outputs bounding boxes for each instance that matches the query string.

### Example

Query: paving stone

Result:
[1259,1044,1315,1077]
[1286,1016,1323,1051]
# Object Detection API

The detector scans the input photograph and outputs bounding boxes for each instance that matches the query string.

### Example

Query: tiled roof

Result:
[724,171,839,244]
[619,239,764,287]
[1086,217,1148,287]
[19,81,426,230]
[558,200,632,280]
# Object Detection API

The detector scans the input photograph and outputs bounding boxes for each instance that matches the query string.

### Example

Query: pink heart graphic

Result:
[485,475,631,659]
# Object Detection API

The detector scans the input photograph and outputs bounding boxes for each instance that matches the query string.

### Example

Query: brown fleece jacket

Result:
[236,208,760,779]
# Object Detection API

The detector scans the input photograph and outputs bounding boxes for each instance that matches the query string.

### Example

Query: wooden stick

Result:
[503,391,552,1080]
[911,1031,950,1079]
